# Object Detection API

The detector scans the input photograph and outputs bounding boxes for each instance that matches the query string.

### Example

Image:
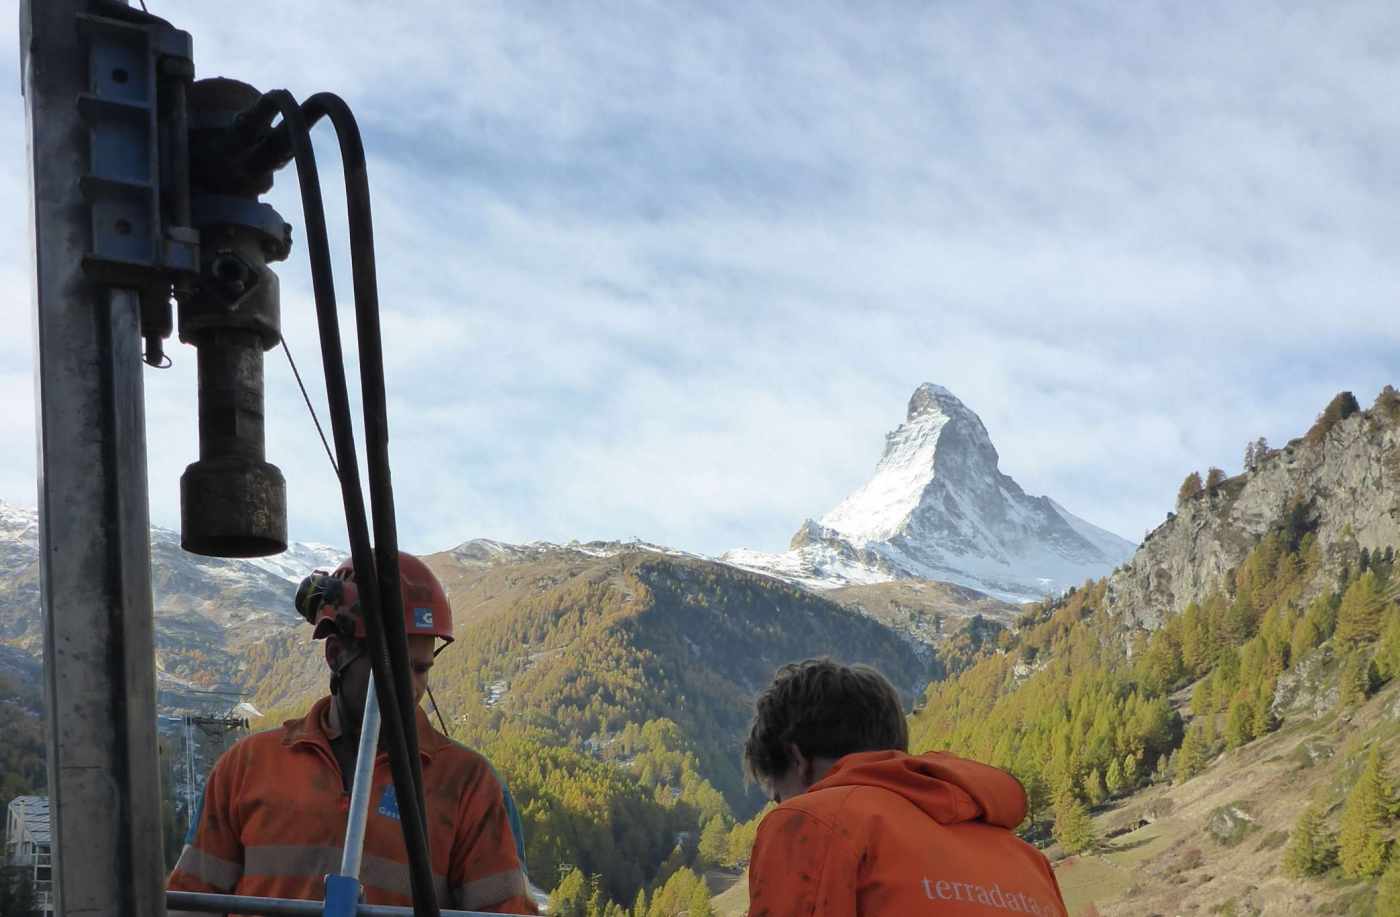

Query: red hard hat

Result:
[302,551,454,646]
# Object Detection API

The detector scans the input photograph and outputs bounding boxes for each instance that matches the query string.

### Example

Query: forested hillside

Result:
[905,388,1400,915]
[247,549,930,909]
[0,661,45,803]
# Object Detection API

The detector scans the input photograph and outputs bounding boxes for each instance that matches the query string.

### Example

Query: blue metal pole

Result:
[341,679,383,878]
[325,676,385,916]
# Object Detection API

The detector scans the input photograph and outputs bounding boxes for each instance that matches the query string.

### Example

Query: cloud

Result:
[3,1,1398,559]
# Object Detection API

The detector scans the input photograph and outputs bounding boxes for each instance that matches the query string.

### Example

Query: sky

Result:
[3,2,1399,557]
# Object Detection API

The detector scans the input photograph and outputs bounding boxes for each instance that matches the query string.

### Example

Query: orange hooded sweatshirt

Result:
[748,750,1067,916]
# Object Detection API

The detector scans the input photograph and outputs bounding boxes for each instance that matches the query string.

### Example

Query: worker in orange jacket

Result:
[168,552,537,915]
[744,659,1068,916]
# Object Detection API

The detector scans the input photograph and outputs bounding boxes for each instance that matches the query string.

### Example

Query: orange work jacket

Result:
[748,750,1068,916]
[168,696,536,915]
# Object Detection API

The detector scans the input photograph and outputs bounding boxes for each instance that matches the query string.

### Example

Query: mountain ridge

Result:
[0,500,344,713]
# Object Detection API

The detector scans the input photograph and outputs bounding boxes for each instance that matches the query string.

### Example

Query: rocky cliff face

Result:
[1106,398,1400,629]
[725,384,1136,601]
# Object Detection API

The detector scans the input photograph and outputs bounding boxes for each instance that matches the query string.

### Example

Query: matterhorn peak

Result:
[903,384,997,451]
[723,384,1135,601]
[819,383,999,545]
[906,382,962,419]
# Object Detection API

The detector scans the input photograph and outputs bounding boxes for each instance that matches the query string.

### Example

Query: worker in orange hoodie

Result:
[168,553,537,915]
[744,659,1068,916]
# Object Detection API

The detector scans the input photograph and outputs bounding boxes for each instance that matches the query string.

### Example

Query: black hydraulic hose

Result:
[300,91,430,824]
[251,89,440,916]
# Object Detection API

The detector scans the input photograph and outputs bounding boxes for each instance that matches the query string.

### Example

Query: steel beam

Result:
[21,0,167,913]
[168,892,499,917]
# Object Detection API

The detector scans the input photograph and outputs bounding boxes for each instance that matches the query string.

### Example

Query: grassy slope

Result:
[1057,673,1400,916]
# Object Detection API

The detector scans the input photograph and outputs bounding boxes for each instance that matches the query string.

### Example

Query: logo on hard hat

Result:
[413,607,434,629]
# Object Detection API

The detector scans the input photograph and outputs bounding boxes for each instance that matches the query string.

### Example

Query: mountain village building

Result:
[4,795,53,915]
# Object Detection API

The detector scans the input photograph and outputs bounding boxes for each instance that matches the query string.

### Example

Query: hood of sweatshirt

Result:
[808,750,1028,829]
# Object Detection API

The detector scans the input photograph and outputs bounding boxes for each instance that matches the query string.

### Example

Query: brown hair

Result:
[744,658,909,783]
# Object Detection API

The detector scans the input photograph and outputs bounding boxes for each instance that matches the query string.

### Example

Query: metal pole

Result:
[340,680,383,879]
[167,892,498,917]
[21,1,166,914]
[325,678,383,916]
[186,717,196,834]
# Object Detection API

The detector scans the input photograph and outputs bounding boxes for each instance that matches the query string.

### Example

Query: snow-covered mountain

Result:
[447,537,700,569]
[723,384,1136,602]
[0,500,344,712]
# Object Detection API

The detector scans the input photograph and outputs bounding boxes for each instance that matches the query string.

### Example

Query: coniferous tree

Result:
[1205,467,1227,491]
[1105,758,1123,797]
[1137,627,1184,695]
[1244,441,1258,472]
[1290,613,1324,663]
[697,816,729,869]
[1180,602,1210,675]
[686,881,714,917]
[1121,753,1138,790]
[1377,857,1400,915]
[1191,679,1213,718]
[1224,696,1255,750]
[724,808,765,866]
[588,875,607,917]
[550,868,591,917]
[632,888,648,917]
[1177,471,1204,504]
[1052,788,1095,854]
[1283,797,1336,878]
[1338,746,1393,880]
[1377,612,1400,682]
[1154,753,1171,785]
[1017,766,1051,826]
[1199,705,1220,755]
[1307,391,1360,444]
[1377,385,1400,421]
[1338,652,1380,709]
[1175,720,1210,784]
[1337,571,1384,645]
[1084,768,1107,807]
[648,868,705,917]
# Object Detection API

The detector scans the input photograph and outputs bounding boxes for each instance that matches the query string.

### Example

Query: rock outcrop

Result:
[1105,399,1400,630]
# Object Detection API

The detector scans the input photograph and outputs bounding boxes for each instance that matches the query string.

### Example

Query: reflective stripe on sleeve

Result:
[244,844,341,882]
[245,845,448,902]
[362,852,449,902]
[456,868,529,910]
[172,844,243,892]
